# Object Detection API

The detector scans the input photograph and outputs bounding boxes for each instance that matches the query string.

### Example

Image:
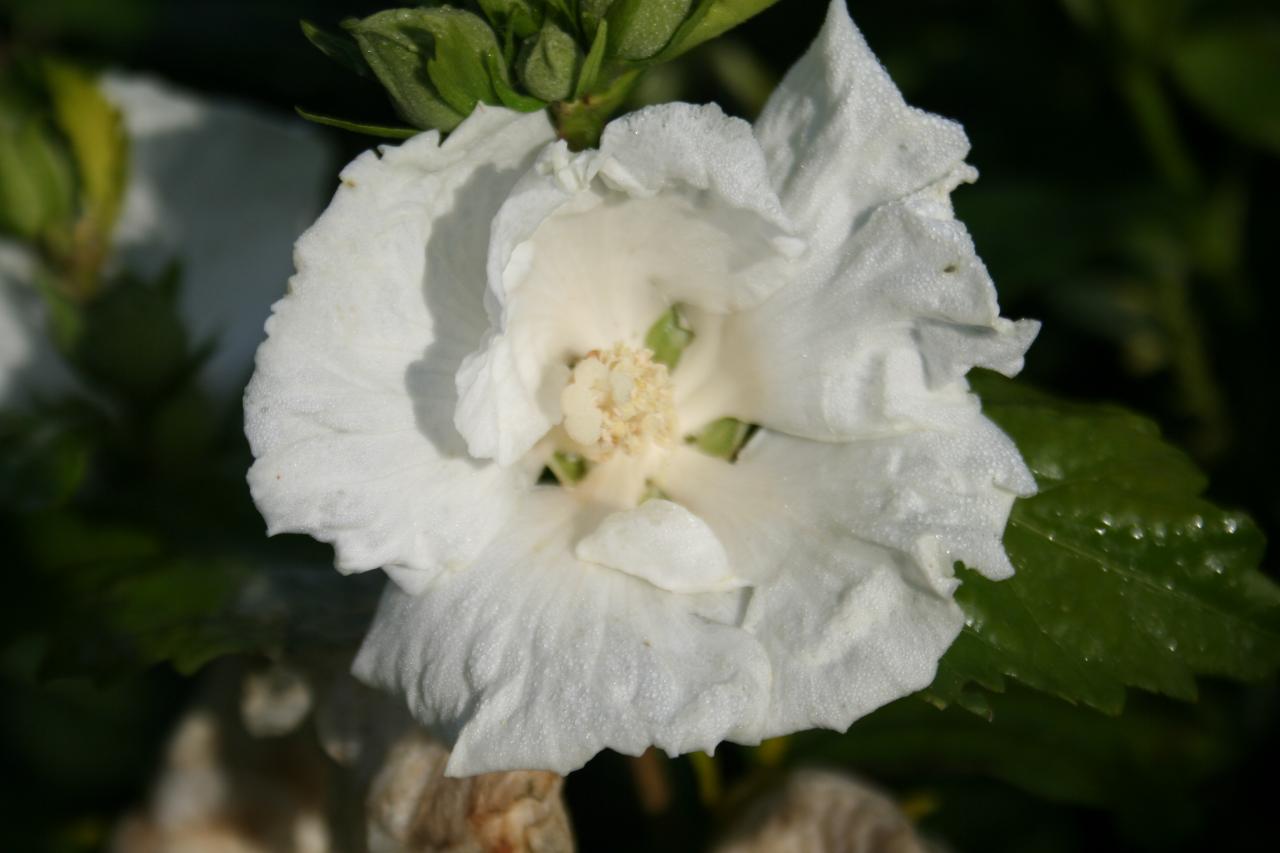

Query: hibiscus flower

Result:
[245,0,1037,775]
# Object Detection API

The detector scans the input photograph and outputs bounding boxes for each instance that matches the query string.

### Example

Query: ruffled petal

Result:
[659,414,1034,736]
[245,106,556,586]
[102,74,335,401]
[718,201,1039,441]
[352,491,770,776]
[575,498,746,594]
[754,0,971,276]
[454,104,802,466]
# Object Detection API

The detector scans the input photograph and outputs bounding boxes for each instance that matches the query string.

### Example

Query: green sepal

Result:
[643,304,694,370]
[548,450,588,484]
[475,0,542,41]
[580,0,616,42]
[541,0,578,30]
[416,7,504,115]
[654,0,781,63]
[345,8,496,132]
[294,106,418,139]
[607,0,694,61]
[300,19,371,78]
[485,52,547,112]
[517,20,583,102]
[687,417,752,460]
[575,19,609,99]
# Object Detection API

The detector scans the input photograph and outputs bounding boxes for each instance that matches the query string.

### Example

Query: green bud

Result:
[608,0,693,61]
[687,417,753,460]
[345,7,505,132]
[644,304,695,370]
[517,21,583,102]
[300,19,371,78]
[580,0,617,41]
[475,0,542,41]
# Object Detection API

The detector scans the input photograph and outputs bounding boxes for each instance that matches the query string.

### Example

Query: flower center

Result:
[560,343,677,461]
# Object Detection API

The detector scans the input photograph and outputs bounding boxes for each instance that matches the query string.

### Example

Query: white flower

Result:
[0,75,334,409]
[245,0,1038,776]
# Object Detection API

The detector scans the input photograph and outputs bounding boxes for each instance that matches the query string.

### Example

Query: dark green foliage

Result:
[932,374,1280,714]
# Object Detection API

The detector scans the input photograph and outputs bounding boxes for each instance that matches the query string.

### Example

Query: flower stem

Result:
[628,748,673,815]
[550,69,641,151]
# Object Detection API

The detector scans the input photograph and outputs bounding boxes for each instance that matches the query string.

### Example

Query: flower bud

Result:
[517,21,583,102]
[608,0,694,61]
[345,8,504,132]
[477,0,542,41]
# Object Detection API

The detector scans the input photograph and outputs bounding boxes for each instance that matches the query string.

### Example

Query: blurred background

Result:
[1,0,1278,850]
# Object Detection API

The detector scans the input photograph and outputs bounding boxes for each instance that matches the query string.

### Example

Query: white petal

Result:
[659,414,1034,736]
[720,202,1038,440]
[352,491,770,776]
[245,106,556,586]
[101,74,335,402]
[575,499,746,594]
[454,104,802,465]
[596,103,804,310]
[754,0,971,276]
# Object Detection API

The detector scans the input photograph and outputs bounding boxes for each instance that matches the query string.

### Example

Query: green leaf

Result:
[71,264,193,402]
[643,304,694,369]
[0,412,91,511]
[930,373,1280,714]
[795,685,1230,813]
[687,417,752,460]
[42,60,128,238]
[294,106,418,139]
[1168,22,1280,155]
[575,19,609,99]
[655,0,780,63]
[517,20,583,102]
[607,0,694,61]
[300,19,371,78]
[21,514,258,680]
[0,113,76,241]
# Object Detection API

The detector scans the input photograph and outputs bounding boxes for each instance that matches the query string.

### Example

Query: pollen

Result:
[560,343,677,461]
